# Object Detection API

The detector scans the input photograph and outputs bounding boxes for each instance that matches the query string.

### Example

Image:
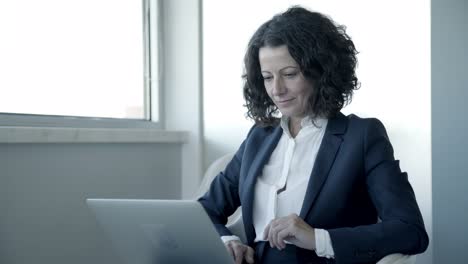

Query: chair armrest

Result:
[376,253,416,264]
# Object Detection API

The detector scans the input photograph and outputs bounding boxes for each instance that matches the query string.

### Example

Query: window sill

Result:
[0,126,188,144]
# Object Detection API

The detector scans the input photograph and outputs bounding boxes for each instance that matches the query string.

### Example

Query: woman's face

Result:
[259,45,313,120]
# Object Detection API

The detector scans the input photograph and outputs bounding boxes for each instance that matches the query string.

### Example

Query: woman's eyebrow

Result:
[262,66,299,74]
[279,66,299,72]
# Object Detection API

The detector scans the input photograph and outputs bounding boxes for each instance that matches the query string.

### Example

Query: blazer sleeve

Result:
[327,119,429,263]
[198,127,253,237]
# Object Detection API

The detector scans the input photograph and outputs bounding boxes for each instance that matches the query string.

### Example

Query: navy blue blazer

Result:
[199,113,428,263]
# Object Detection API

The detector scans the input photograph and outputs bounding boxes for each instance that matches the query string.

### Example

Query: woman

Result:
[199,6,428,264]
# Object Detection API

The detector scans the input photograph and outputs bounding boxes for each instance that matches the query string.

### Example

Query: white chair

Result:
[192,153,246,243]
[195,152,415,264]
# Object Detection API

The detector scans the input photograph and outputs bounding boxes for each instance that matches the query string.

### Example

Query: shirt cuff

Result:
[315,228,335,259]
[221,235,241,244]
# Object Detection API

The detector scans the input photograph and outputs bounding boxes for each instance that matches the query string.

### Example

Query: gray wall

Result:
[432,0,468,263]
[0,143,182,264]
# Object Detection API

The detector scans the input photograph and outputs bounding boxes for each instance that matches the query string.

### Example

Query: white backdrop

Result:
[203,1,431,263]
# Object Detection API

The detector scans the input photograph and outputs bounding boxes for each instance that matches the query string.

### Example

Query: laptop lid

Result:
[86,199,234,264]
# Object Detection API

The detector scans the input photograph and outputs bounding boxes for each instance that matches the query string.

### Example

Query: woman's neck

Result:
[289,117,302,138]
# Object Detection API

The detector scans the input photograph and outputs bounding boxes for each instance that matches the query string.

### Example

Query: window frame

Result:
[0,0,162,129]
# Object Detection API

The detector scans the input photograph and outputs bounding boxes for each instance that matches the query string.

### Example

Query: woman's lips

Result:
[276,98,295,105]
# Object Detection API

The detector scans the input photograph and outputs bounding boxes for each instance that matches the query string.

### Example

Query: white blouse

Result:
[222,116,334,258]
[252,116,326,240]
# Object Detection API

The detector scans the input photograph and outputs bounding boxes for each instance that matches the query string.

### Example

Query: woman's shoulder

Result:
[247,122,280,136]
[342,113,389,139]
[241,122,282,144]
[343,113,386,128]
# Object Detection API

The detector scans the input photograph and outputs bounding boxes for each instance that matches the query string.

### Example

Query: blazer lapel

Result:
[299,113,348,219]
[242,126,282,243]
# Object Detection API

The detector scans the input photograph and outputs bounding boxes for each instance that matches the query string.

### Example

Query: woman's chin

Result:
[278,109,304,119]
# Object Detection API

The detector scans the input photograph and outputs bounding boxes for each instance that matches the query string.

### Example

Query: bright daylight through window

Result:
[0,0,155,121]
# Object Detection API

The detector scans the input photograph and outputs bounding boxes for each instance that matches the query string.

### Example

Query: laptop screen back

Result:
[86,199,234,264]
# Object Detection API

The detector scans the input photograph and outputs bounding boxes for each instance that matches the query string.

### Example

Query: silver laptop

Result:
[86,199,234,264]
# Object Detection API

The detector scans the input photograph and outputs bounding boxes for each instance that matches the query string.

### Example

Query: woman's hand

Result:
[263,213,316,251]
[224,240,255,264]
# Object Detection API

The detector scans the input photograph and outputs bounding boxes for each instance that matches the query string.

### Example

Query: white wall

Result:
[162,0,204,198]
[203,1,432,263]
[0,143,183,264]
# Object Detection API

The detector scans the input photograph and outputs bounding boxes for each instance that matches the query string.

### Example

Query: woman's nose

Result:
[272,77,286,95]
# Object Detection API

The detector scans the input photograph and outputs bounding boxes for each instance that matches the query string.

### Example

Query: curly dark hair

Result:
[243,6,360,126]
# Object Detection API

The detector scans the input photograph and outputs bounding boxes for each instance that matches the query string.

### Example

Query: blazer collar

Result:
[299,112,348,218]
[242,126,282,244]
[242,113,348,243]
[325,112,348,135]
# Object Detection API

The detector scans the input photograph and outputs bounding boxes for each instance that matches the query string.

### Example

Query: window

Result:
[0,0,159,127]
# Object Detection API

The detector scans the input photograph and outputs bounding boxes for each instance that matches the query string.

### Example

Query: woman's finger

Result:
[276,226,292,249]
[245,246,255,263]
[269,219,284,249]
[225,242,235,258]
[268,220,277,248]
[275,222,289,249]
[232,243,246,264]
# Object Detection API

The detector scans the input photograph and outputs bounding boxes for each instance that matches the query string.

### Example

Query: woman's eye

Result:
[284,72,297,78]
[263,76,273,81]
